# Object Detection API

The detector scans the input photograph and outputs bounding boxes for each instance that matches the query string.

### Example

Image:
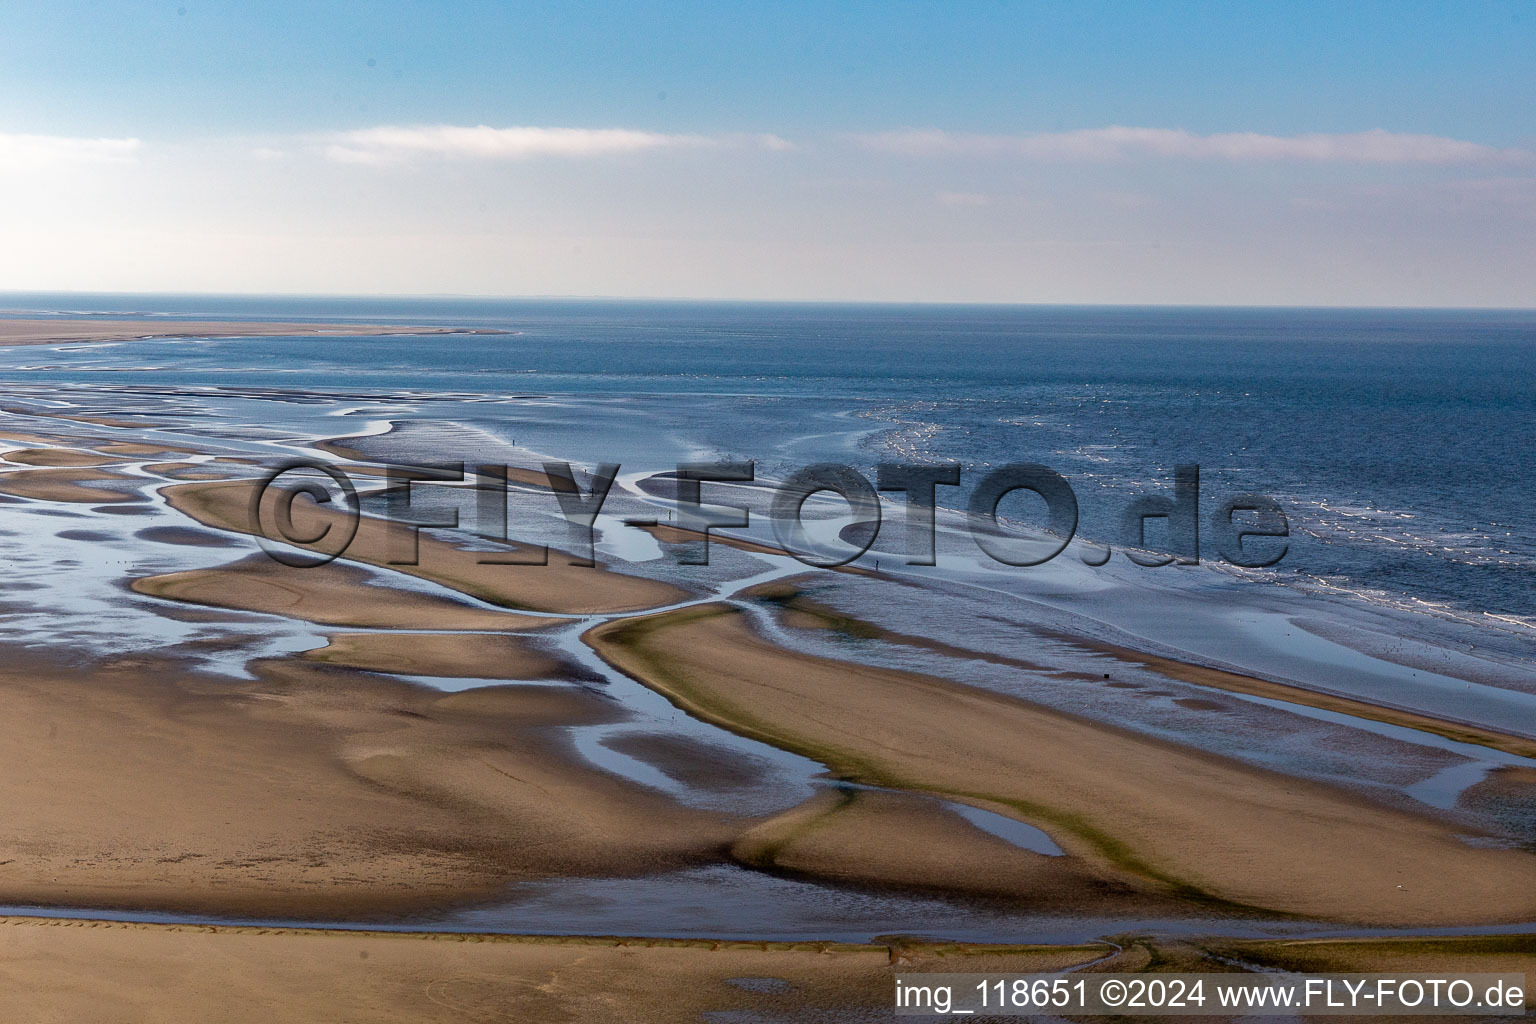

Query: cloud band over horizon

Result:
[855,126,1532,165]
[1,120,1531,305]
[4,124,1527,169]
[0,132,142,167]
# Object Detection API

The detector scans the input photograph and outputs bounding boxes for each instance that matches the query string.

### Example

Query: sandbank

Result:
[585,604,1536,926]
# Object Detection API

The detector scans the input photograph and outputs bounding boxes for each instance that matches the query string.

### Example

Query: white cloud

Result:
[321,124,798,164]
[326,125,692,164]
[0,133,142,168]
[856,126,1531,165]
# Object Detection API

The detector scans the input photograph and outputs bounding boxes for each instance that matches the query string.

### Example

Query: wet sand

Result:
[754,582,1536,760]
[161,477,690,614]
[1204,934,1535,983]
[3,447,123,468]
[303,631,583,680]
[586,603,1536,926]
[0,647,737,919]
[1,918,1526,1021]
[0,319,507,347]
[142,460,243,481]
[732,787,1142,909]
[0,465,145,503]
[0,918,1106,1023]
[135,554,569,631]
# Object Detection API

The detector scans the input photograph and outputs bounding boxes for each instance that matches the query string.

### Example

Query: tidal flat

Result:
[0,308,1530,1016]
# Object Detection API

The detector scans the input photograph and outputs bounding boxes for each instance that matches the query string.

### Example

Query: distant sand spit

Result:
[0,319,507,347]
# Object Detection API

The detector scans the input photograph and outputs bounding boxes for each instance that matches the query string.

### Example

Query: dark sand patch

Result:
[1456,765,1536,839]
[167,633,270,654]
[1174,697,1232,712]
[136,525,247,548]
[55,528,119,542]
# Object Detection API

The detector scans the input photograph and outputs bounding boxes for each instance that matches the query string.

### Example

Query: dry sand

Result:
[586,604,1536,926]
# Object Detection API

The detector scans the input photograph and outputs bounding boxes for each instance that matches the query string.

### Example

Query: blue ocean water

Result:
[1,293,1532,624]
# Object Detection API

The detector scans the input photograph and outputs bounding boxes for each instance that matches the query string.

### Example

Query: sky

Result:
[1,1,1532,305]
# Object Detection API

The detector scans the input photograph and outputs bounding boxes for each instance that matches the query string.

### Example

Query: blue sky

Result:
[1,1,1532,303]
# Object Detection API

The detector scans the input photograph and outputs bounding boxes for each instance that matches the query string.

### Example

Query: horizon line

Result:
[1,289,1533,314]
